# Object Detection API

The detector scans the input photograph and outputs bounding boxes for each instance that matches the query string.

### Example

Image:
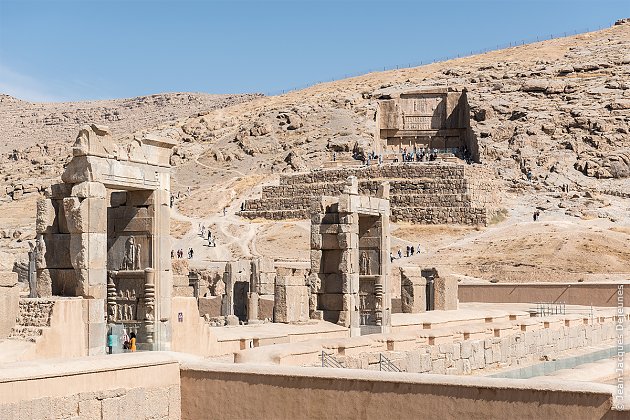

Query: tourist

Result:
[188,248,194,259]
[397,249,402,259]
[406,245,410,257]
[411,246,415,256]
[333,152,336,162]
[129,332,136,352]
[121,329,130,351]
[106,331,115,354]
[170,250,174,259]
[527,170,532,182]
[390,252,394,263]
[223,207,227,217]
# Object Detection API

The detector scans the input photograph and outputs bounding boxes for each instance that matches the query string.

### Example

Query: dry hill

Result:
[1,20,629,284]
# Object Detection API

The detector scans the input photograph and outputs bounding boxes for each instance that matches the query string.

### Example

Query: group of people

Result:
[533,210,541,221]
[172,248,194,259]
[106,329,136,354]
[390,244,422,262]
[199,224,217,247]
[399,147,438,163]
[362,150,383,166]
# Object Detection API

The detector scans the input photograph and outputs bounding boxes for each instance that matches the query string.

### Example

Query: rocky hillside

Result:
[0,92,261,200]
[0,20,629,283]
[149,20,629,203]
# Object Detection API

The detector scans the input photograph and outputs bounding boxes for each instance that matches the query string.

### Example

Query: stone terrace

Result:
[239,163,500,225]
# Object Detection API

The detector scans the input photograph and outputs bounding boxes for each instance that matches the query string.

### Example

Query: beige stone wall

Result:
[340,320,619,375]
[170,297,220,357]
[0,272,20,338]
[180,362,624,419]
[4,298,87,362]
[459,283,630,306]
[0,353,180,420]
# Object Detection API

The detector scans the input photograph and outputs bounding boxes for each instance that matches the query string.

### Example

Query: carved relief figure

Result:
[109,303,118,322]
[360,251,371,275]
[134,244,141,270]
[121,236,142,270]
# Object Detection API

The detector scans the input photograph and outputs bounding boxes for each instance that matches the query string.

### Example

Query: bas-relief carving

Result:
[360,251,371,275]
[120,236,142,271]
[106,271,143,323]
[108,234,149,272]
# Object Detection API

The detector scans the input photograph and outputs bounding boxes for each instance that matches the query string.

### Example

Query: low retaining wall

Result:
[459,283,630,307]
[0,353,181,420]
[180,362,626,419]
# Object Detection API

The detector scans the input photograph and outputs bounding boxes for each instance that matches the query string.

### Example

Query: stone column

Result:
[377,182,391,333]
[149,185,172,351]
[144,268,156,349]
[247,292,260,324]
[64,181,108,355]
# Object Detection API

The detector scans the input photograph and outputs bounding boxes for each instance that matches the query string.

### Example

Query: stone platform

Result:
[239,163,500,225]
[230,303,628,376]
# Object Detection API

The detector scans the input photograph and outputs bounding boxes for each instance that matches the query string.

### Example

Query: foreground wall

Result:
[180,362,625,420]
[0,272,19,338]
[459,283,630,307]
[0,353,180,420]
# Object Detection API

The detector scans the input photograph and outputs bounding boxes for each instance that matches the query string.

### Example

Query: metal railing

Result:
[531,302,595,323]
[321,351,344,369]
[379,354,401,372]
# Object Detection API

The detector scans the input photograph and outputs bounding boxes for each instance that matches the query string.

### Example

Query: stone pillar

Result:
[149,186,172,350]
[64,181,108,355]
[400,267,427,313]
[223,262,234,317]
[247,292,260,324]
[144,268,156,349]
[27,246,37,298]
[434,275,458,310]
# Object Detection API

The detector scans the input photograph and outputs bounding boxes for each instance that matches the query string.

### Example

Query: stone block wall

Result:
[0,271,20,338]
[274,275,309,323]
[240,163,500,225]
[0,354,181,420]
[339,319,620,376]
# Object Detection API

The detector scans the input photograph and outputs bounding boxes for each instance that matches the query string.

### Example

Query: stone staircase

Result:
[239,163,499,225]
[7,298,55,342]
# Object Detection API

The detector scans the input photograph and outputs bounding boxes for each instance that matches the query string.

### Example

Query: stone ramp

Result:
[239,163,499,225]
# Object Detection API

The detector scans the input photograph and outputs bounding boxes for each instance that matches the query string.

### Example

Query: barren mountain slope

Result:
[143,21,630,203]
[1,21,629,283]
[0,92,261,200]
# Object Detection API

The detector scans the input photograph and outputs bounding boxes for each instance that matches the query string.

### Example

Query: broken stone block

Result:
[71,182,106,199]
[400,267,427,313]
[69,233,107,270]
[36,198,57,234]
[63,197,107,234]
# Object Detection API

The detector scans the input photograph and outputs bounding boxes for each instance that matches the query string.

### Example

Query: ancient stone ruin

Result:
[35,124,176,354]
[376,87,479,162]
[310,176,391,336]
